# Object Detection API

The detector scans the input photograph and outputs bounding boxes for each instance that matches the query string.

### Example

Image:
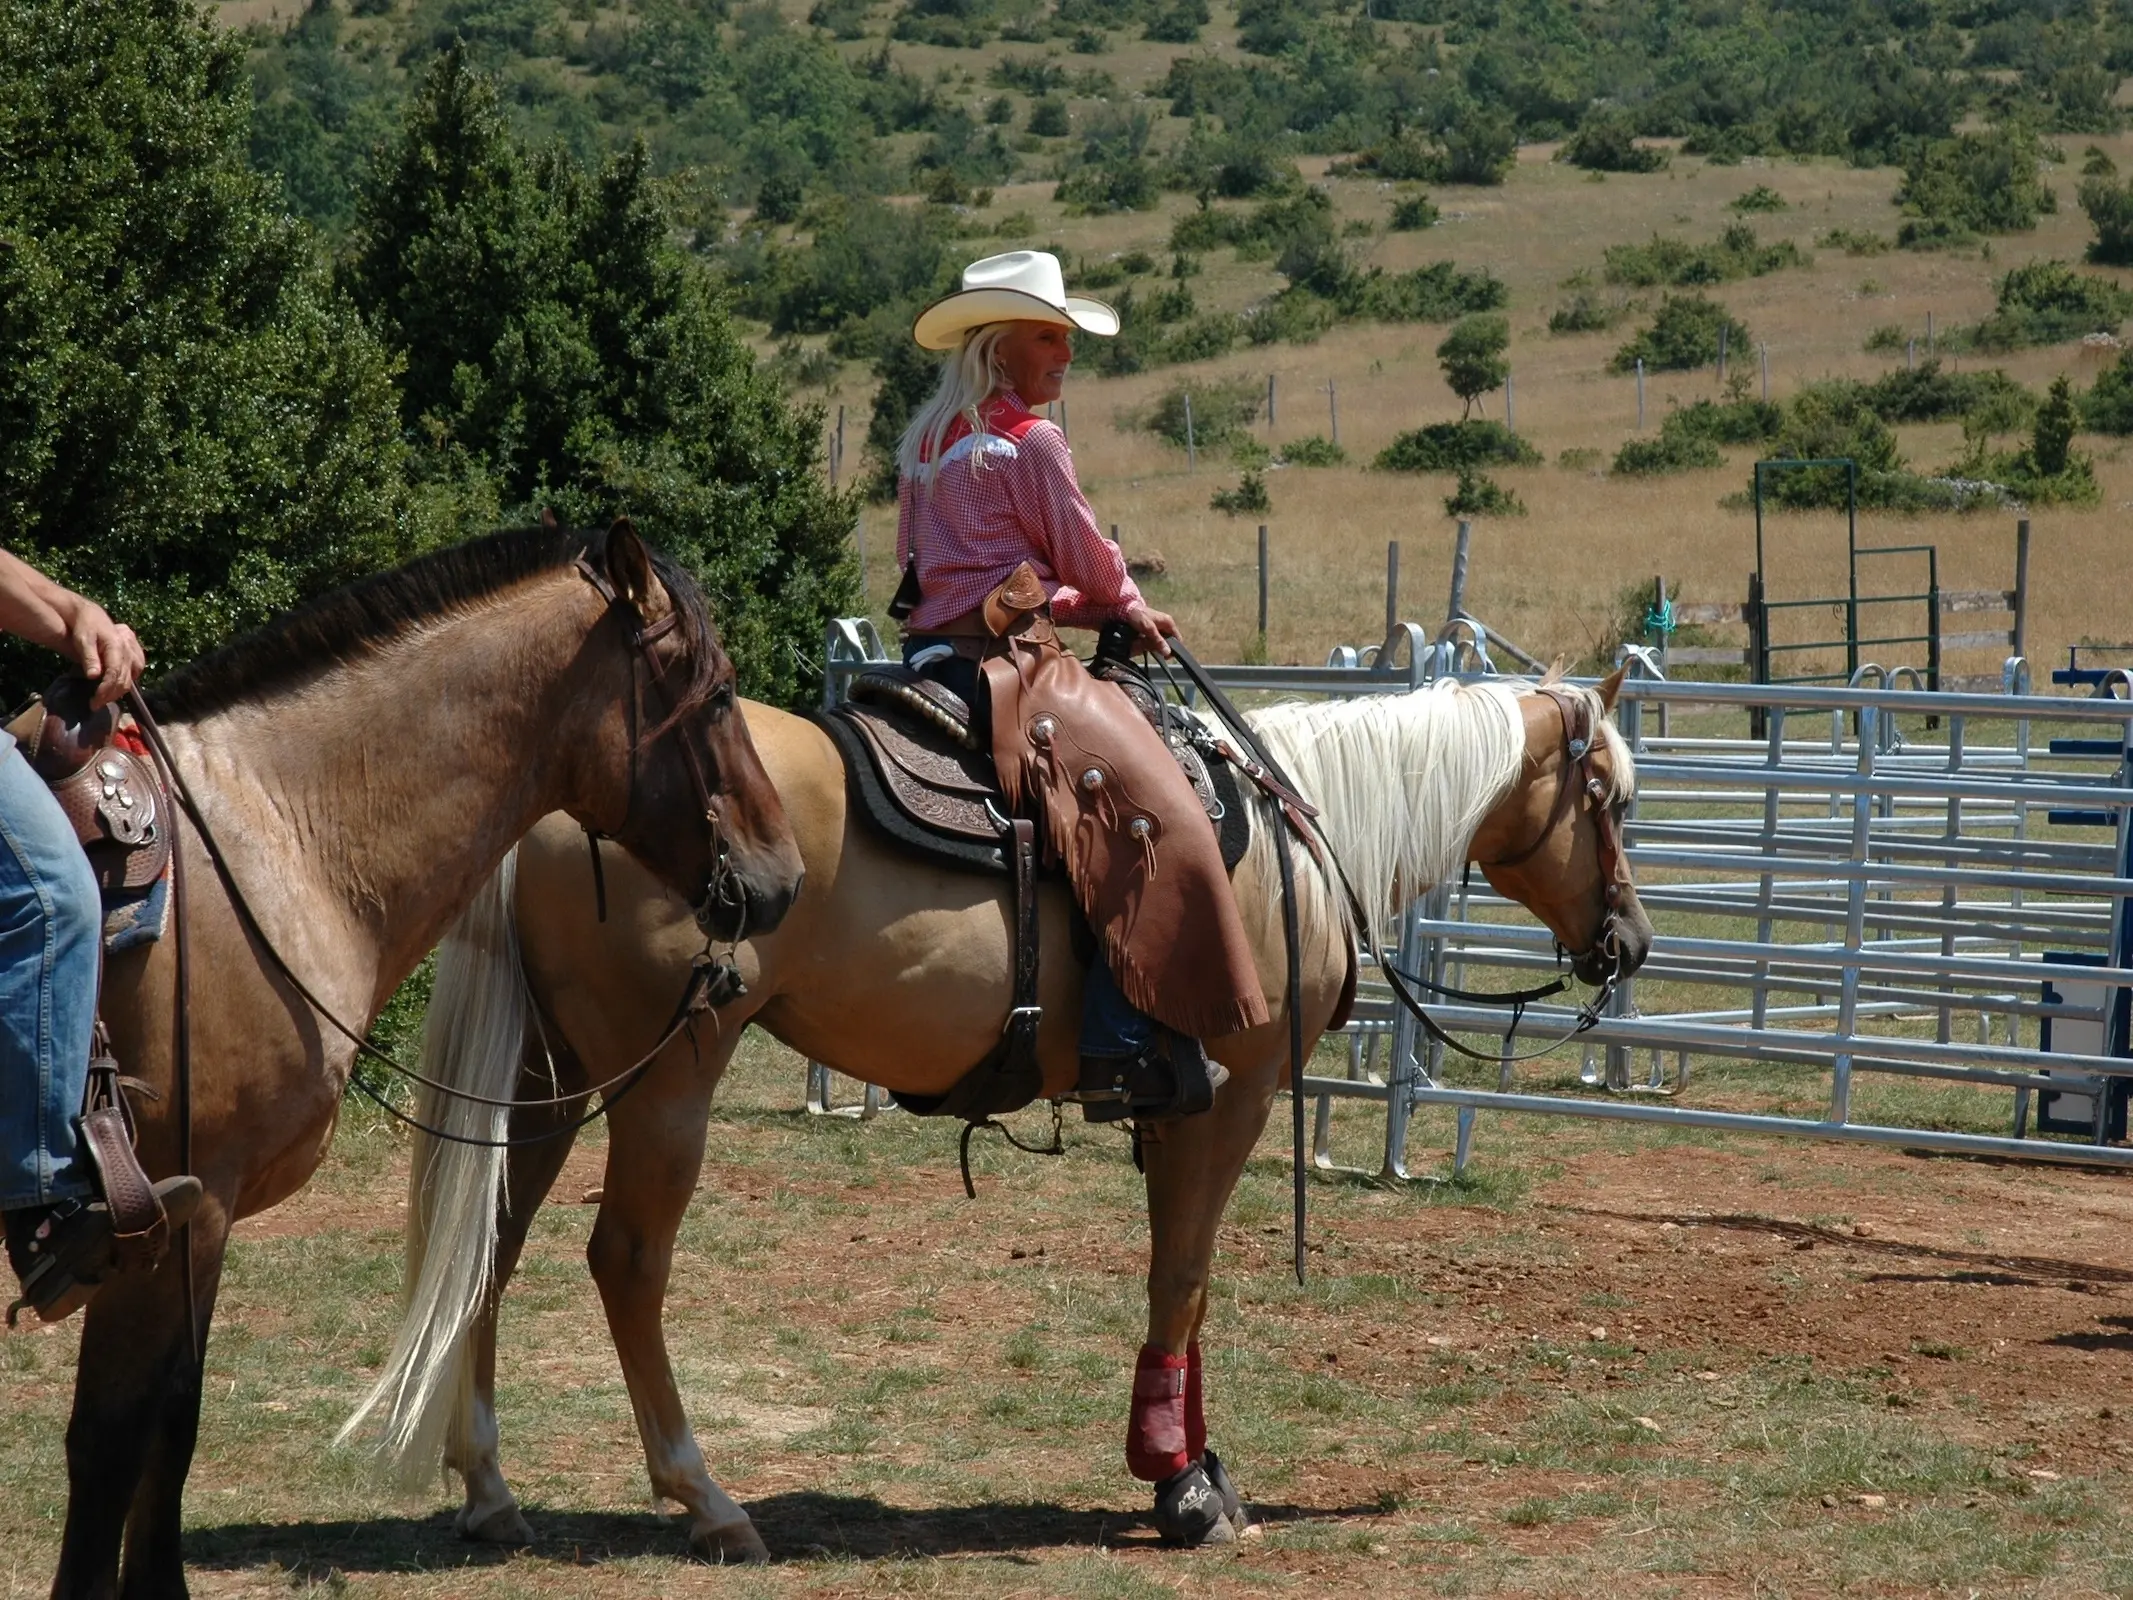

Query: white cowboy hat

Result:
[911,250,1121,351]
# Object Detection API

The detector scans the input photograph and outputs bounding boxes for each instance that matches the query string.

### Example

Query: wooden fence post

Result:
[1328,379,1339,448]
[2013,517,2032,664]
[1257,524,1270,640]
[1636,358,1645,431]
[1184,391,1196,471]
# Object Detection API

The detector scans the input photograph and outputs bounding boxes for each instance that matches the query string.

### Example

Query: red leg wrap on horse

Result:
[1125,1343,1190,1482]
[1185,1340,1206,1461]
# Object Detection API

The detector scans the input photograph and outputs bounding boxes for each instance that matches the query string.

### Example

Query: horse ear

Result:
[540,506,560,531]
[1540,656,1566,686]
[604,517,654,605]
[1597,664,1626,712]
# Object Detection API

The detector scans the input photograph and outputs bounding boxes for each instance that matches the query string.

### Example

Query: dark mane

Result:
[145,524,723,723]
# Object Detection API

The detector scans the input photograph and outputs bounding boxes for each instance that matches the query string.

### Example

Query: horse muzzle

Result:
[694,861,802,943]
[1572,899,1653,987]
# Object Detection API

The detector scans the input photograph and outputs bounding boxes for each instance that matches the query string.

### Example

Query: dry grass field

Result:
[821,139,2133,680]
[6,1038,2133,1600]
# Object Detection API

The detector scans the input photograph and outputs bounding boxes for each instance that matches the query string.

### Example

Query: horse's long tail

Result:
[336,848,531,1482]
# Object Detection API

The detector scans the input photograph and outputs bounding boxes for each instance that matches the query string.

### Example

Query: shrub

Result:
[2082,349,2133,433]
[1896,129,2055,247]
[1444,467,1524,516]
[2079,175,2133,267]
[1143,0,1208,42]
[1210,470,1270,515]
[1819,228,1891,256]
[1858,361,2031,426]
[1666,398,1783,444]
[1277,434,1346,466]
[1375,421,1540,472]
[1056,157,1159,214]
[1610,294,1752,373]
[1603,224,1808,288]
[1960,260,2133,351]
[1140,375,1261,448]
[1549,288,1629,334]
[1439,107,1518,186]
[1729,184,1788,213]
[1558,109,1666,174]
[1357,262,1508,322]
[1028,96,1070,137]
[1389,193,1439,231]
[1612,432,1722,475]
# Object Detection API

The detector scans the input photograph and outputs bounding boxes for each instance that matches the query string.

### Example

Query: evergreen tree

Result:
[0,0,416,696]
[345,50,859,706]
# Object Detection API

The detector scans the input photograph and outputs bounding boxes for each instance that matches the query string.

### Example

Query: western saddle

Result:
[816,657,1247,1122]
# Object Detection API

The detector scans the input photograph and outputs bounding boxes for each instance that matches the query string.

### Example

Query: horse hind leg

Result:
[447,1033,590,1548]
[587,1058,765,1564]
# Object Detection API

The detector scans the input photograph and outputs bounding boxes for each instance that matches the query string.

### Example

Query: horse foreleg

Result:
[448,1039,588,1548]
[587,1054,765,1564]
[1131,1048,1283,1544]
[52,1205,231,1600]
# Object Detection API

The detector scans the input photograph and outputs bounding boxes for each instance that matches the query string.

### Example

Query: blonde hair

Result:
[898,324,1014,489]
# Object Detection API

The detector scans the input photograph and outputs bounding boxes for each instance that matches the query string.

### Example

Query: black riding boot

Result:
[1072,1030,1229,1124]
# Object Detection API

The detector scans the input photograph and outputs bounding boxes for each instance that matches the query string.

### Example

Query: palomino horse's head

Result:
[572,520,803,940]
[1465,670,1653,986]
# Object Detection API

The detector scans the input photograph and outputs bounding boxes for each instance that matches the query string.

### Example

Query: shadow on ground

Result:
[184,1491,1385,1573]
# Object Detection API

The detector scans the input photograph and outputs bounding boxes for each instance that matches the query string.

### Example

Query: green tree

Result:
[345,50,858,706]
[1610,294,1752,374]
[1437,315,1510,419]
[2031,374,2078,476]
[0,0,417,697]
[863,339,941,502]
[1896,129,2056,248]
[2079,174,2133,266]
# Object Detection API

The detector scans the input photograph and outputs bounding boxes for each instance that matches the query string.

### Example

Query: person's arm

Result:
[0,549,146,710]
[1013,425,1177,653]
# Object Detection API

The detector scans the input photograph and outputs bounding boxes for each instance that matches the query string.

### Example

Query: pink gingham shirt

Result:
[896,391,1143,633]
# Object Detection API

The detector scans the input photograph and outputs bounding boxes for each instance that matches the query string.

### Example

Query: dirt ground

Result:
[6,1038,2130,1600]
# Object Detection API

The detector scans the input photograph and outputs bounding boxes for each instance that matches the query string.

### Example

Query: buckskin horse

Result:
[33,522,801,1599]
[347,669,1652,1559]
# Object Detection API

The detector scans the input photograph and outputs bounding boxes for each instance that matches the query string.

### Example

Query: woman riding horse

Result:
[897,250,1261,1121]
[0,551,200,1322]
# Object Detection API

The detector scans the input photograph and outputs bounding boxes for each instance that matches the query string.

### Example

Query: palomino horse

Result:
[347,671,1653,1558]
[41,522,802,1599]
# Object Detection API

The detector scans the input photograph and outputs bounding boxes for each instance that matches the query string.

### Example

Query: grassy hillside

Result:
[222,0,2133,678]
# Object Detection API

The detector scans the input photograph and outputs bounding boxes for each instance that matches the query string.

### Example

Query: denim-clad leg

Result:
[902,636,1159,1063]
[0,742,99,1210]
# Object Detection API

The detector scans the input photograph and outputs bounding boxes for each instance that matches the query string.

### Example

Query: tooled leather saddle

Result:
[3,678,179,1268]
[815,658,1248,1123]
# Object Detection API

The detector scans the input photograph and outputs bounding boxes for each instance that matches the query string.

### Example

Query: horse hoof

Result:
[691,1517,769,1564]
[1203,1449,1251,1536]
[1151,1461,1234,1547]
[456,1502,535,1546]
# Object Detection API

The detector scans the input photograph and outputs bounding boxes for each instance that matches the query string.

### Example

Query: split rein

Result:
[125,559,748,1158]
[1158,649,1630,1283]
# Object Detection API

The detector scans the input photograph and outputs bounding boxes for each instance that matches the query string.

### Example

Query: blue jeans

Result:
[0,742,99,1210]
[902,637,1157,1061]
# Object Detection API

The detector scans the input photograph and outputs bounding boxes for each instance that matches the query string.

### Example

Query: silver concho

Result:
[1080,767,1104,791]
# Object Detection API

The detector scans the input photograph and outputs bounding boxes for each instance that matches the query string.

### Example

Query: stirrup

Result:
[1071,1033,1228,1125]
[5,1175,203,1327]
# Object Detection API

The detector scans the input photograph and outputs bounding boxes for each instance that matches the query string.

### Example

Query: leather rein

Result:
[125,558,750,1173]
[1156,649,1635,1285]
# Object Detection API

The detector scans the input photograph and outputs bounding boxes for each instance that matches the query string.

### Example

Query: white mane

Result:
[1238,679,1634,938]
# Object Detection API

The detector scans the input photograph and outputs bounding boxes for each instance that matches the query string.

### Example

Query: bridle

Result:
[569,555,748,934]
[1474,684,1634,982]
